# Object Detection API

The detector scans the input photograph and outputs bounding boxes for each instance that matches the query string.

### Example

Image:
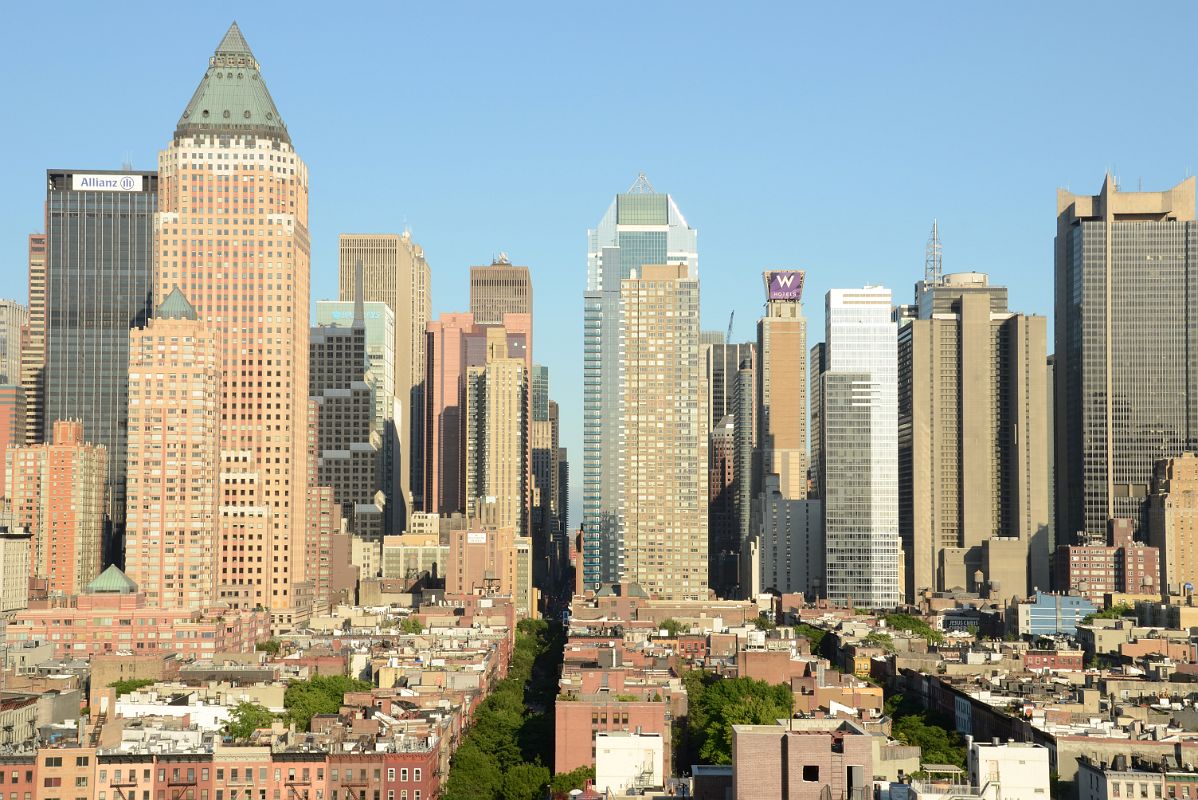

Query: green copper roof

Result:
[86,565,138,595]
[156,285,199,320]
[175,22,290,142]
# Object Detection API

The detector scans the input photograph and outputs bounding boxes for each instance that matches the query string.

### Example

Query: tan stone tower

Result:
[339,233,431,527]
[898,272,1049,601]
[124,288,220,609]
[154,23,311,628]
[620,264,708,600]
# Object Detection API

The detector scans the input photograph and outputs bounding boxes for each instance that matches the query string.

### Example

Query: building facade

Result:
[469,255,531,325]
[822,287,900,609]
[124,288,220,609]
[339,233,430,526]
[464,326,528,534]
[0,299,27,385]
[310,281,385,540]
[583,181,697,589]
[1148,452,1198,596]
[757,270,809,501]
[154,24,311,628]
[1055,176,1198,538]
[6,419,107,595]
[0,527,32,616]
[43,169,157,560]
[619,264,707,600]
[898,272,1049,601]
[19,234,46,445]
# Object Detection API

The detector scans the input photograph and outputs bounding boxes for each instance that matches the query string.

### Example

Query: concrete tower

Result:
[155,23,311,628]
[619,263,707,600]
[899,272,1049,600]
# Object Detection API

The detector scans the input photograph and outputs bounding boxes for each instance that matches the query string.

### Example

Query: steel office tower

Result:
[583,177,697,589]
[1056,175,1198,540]
[43,169,157,562]
[154,24,311,629]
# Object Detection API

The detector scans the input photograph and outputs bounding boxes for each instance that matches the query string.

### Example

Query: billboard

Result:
[71,173,143,192]
[764,270,805,302]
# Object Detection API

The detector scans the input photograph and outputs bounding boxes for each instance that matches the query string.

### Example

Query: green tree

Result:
[1081,602,1134,625]
[550,766,595,794]
[864,631,895,652]
[283,675,372,731]
[443,740,502,800]
[685,673,793,765]
[222,701,275,741]
[882,613,945,644]
[887,692,966,768]
[109,678,155,697]
[752,615,777,631]
[255,639,281,656]
[658,618,684,637]
[399,616,424,634]
[499,763,550,800]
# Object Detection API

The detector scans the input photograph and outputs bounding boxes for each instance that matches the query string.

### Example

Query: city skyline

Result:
[3,5,1195,528]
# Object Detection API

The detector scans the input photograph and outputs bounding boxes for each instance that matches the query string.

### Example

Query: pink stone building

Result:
[8,565,269,658]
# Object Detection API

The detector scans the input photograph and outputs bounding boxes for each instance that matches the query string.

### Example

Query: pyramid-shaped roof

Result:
[175,22,290,142]
[86,565,138,595]
[156,285,199,320]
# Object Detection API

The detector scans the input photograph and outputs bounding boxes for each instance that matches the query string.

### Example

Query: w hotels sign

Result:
[764,270,805,302]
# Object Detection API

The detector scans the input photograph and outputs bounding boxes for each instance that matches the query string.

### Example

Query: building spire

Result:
[628,172,656,194]
[174,21,289,142]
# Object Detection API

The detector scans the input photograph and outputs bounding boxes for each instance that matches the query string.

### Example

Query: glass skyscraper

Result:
[43,169,157,561]
[1055,175,1198,540]
[583,179,697,589]
[821,287,899,609]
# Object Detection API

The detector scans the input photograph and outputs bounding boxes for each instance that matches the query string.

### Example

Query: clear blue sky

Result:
[2,2,1194,529]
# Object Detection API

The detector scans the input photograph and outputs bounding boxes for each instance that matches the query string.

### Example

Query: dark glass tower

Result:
[1055,175,1198,541]
[43,169,157,563]
[310,270,384,544]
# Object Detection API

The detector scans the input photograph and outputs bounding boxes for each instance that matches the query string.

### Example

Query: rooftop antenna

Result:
[726,310,734,344]
[121,152,133,171]
[924,219,943,286]
[628,172,655,194]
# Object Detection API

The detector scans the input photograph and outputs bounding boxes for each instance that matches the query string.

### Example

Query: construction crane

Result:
[726,310,735,344]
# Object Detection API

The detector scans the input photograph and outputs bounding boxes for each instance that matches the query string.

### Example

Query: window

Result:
[412,771,420,783]
[76,758,89,767]
[399,771,407,783]
[44,778,62,788]
[46,758,63,768]
[802,766,819,782]
[386,771,394,782]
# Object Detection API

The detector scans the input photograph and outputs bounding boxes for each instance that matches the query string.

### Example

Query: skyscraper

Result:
[757,271,809,500]
[708,414,737,598]
[124,288,220,609]
[583,177,697,589]
[155,23,311,628]
[43,169,157,561]
[470,255,531,325]
[1055,175,1198,539]
[822,287,899,609]
[339,233,431,525]
[1148,452,1198,596]
[702,334,755,432]
[424,312,531,527]
[310,278,384,541]
[465,326,528,533]
[0,300,27,385]
[898,272,1049,600]
[316,296,398,529]
[6,420,107,596]
[619,263,707,600]
[19,234,45,445]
